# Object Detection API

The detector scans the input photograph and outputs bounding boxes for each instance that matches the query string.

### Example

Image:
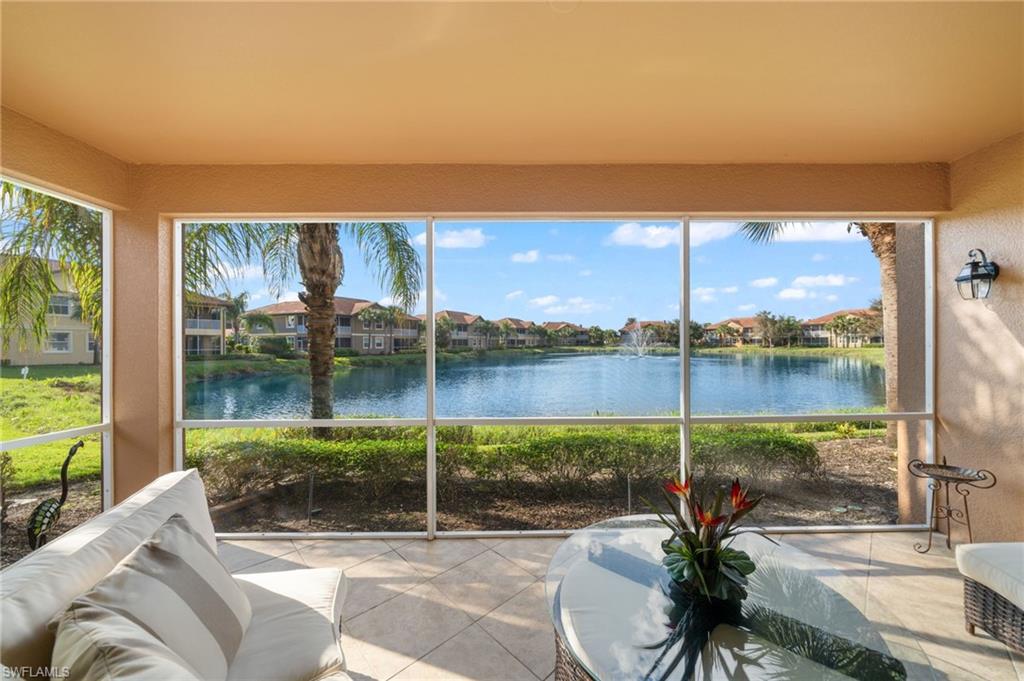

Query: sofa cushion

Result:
[228,568,346,681]
[1,470,216,671]
[55,514,252,680]
[956,542,1024,612]
[51,599,202,681]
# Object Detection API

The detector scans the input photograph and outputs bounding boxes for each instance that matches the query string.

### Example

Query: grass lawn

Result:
[691,344,885,366]
[1,364,103,490]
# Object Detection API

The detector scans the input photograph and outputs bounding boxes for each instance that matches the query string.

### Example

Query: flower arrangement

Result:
[647,475,763,604]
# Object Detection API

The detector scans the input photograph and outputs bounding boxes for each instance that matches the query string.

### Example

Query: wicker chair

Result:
[957,544,1024,654]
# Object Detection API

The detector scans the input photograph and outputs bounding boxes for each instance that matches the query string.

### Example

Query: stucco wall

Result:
[0,108,129,209]
[935,133,1024,542]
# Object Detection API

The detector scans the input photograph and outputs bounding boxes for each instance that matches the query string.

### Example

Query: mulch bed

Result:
[2,479,103,567]
[0,437,898,566]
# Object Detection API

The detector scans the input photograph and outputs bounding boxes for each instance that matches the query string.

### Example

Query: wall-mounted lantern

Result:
[955,249,1000,300]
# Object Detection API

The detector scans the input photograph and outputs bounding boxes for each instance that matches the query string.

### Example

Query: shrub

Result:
[334,348,359,358]
[189,424,821,505]
[690,425,821,487]
[184,352,274,362]
[253,336,298,359]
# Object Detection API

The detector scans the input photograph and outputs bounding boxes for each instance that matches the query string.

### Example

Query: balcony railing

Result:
[185,319,222,330]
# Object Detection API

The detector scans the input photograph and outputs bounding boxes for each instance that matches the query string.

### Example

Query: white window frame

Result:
[172,215,935,541]
[286,315,296,329]
[1,177,114,510]
[374,336,384,350]
[43,331,73,353]
[48,294,72,316]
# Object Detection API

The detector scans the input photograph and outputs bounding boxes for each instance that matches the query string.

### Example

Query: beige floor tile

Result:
[920,639,1019,681]
[219,539,297,572]
[475,538,508,547]
[477,581,555,680]
[345,581,473,680]
[778,532,872,574]
[1010,649,1024,679]
[343,550,426,619]
[298,538,393,570]
[234,550,308,574]
[390,624,536,681]
[431,550,537,620]
[396,539,488,578]
[385,538,418,550]
[490,537,565,578]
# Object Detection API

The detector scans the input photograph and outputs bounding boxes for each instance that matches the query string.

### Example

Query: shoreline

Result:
[184,343,883,383]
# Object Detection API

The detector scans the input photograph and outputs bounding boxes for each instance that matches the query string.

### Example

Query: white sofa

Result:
[956,542,1024,653]
[1,470,350,681]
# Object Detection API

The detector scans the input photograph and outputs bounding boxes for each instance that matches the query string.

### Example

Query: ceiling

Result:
[2,1,1021,165]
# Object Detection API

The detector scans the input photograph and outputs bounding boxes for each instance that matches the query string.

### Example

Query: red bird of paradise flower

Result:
[730,479,755,511]
[694,502,726,527]
[664,478,690,497]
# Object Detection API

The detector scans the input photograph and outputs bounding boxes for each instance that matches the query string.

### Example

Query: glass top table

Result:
[544,516,936,681]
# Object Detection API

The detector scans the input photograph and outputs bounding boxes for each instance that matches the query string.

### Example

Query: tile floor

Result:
[219,532,1023,681]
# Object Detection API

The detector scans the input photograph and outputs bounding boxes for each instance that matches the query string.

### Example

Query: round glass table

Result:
[545,517,935,680]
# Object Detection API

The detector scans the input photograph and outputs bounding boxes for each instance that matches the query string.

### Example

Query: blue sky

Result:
[217,220,881,328]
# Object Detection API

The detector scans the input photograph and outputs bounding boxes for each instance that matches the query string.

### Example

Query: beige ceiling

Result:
[2,1,1021,165]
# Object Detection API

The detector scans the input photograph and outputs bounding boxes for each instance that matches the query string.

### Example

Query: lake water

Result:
[185,352,885,419]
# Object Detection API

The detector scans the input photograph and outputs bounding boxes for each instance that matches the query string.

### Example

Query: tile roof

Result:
[620,320,672,332]
[802,308,879,326]
[436,309,483,325]
[497,317,534,330]
[542,321,584,332]
[186,292,231,307]
[249,296,376,316]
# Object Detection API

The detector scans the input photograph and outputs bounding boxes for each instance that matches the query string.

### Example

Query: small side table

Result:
[908,457,996,553]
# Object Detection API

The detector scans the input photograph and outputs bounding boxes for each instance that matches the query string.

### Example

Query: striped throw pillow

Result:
[51,514,252,681]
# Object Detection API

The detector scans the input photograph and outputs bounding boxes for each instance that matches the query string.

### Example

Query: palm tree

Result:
[382,305,403,354]
[0,184,421,423]
[435,315,454,350]
[531,325,551,347]
[498,320,514,348]
[221,291,250,346]
[0,182,103,354]
[475,319,497,350]
[741,221,898,442]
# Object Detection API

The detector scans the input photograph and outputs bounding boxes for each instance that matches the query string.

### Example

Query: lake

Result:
[185,352,886,420]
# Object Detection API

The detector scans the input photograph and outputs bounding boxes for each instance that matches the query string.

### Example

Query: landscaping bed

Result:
[1,477,102,567]
[196,426,898,533]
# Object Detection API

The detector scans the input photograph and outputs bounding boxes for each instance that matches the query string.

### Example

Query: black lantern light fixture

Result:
[955,249,1000,300]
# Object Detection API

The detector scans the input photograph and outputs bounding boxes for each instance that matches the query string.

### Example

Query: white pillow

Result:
[51,514,252,680]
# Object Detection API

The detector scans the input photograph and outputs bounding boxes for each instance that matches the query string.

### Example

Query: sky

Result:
[212,220,884,329]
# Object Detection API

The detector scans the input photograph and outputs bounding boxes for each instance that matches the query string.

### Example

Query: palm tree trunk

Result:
[297,223,343,426]
[860,223,898,446]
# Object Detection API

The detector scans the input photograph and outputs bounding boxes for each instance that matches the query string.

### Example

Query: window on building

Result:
[286,315,296,328]
[44,331,72,353]
[362,335,370,349]
[374,336,384,349]
[48,294,72,316]
[88,333,97,352]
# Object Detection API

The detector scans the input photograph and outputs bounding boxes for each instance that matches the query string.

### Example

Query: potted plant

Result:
[649,476,762,604]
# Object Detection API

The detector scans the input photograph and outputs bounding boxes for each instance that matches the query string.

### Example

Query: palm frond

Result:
[341,222,423,311]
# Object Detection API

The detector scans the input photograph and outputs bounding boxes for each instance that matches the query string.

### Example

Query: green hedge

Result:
[187,424,821,505]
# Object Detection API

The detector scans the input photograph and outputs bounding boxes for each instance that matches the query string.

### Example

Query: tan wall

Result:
[3,327,95,366]
[935,133,1024,542]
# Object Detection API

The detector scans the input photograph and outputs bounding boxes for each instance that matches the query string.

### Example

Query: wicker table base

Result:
[555,630,595,681]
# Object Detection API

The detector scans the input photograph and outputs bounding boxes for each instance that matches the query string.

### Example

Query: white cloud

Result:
[720,286,739,294]
[825,294,839,302]
[604,222,679,249]
[737,304,756,312]
[218,263,263,281]
[791,274,858,288]
[811,253,829,262]
[544,296,607,316]
[278,290,301,302]
[693,287,717,303]
[505,289,524,300]
[414,228,490,249]
[777,288,809,300]
[546,253,576,262]
[412,287,447,314]
[529,294,560,307]
[690,222,739,247]
[578,269,593,277]
[511,249,540,263]
[750,277,779,288]
[772,222,862,243]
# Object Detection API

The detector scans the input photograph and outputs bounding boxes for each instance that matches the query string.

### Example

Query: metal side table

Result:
[908,457,996,553]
